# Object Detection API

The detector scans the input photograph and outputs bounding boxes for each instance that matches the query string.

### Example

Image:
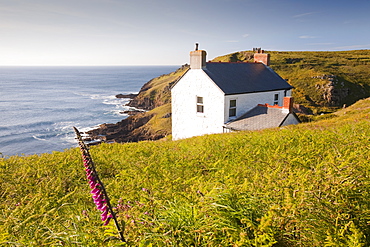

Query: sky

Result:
[1,0,370,66]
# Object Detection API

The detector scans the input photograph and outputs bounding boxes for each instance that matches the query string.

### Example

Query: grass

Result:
[130,65,189,110]
[1,98,369,246]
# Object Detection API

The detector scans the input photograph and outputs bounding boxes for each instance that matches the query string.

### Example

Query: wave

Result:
[53,121,76,131]
[72,92,131,113]
[32,135,48,141]
[73,91,137,100]
[10,121,55,130]
[53,121,104,146]
[104,109,128,116]
[102,98,130,106]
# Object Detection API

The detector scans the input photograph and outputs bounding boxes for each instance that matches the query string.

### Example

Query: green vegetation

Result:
[130,65,189,110]
[1,98,369,246]
[213,50,370,113]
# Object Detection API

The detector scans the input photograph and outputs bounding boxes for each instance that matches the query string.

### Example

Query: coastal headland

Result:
[86,49,370,144]
[85,65,189,143]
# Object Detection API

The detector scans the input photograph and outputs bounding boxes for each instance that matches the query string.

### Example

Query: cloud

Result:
[293,12,316,18]
[299,35,316,39]
[242,34,250,38]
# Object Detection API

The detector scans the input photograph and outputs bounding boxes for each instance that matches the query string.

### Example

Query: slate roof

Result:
[225,105,290,131]
[203,62,293,95]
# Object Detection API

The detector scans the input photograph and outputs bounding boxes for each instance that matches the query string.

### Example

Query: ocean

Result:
[0,66,179,157]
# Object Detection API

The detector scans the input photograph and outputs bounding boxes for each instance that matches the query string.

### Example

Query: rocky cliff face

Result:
[86,112,165,143]
[126,79,162,110]
[314,74,350,106]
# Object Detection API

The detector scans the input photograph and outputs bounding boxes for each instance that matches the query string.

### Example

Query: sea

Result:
[0,66,179,157]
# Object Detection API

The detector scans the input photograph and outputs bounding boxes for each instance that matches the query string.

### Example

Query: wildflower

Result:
[73,127,125,242]
[82,210,89,218]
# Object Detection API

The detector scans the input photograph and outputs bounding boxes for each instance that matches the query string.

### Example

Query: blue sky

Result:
[1,0,369,66]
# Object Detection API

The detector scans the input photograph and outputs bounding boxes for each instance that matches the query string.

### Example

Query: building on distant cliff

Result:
[171,45,300,140]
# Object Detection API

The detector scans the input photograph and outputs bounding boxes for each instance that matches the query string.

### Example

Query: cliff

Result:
[86,66,189,143]
[127,65,189,110]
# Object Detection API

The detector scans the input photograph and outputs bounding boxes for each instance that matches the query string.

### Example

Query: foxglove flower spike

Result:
[73,127,125,242]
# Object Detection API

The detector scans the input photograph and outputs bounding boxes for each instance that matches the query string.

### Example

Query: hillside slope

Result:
[1,98,369,246]
[87,50,370,143]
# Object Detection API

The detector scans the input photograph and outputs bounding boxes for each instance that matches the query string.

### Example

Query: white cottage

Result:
[171,46,300,140]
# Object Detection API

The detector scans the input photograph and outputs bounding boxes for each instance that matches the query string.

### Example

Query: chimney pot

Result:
[190,45,207,69]
[253,48,270,66]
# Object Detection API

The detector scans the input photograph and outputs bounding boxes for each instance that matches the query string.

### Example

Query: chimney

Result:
[282,96,294,113]
[190,43,207,69]
[253,48,270,66]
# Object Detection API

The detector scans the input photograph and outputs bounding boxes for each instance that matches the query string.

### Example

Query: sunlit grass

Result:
[1,98,369,246]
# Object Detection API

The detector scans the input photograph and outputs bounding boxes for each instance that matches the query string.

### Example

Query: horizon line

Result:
[0,64,183,67]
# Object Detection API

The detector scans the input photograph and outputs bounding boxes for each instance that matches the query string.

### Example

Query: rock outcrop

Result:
[314,74,350,106]
[293,104,312,115]
[115,93,138,99]
[86,112,165,143]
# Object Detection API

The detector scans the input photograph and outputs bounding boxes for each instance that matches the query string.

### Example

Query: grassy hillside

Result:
[213,50,370,113]
[1,98,369,246]
[127,65,189,111]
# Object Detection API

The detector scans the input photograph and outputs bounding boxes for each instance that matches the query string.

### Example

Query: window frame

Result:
[196,96,204,114]
[229,99,237,118]
[274,93,279,105]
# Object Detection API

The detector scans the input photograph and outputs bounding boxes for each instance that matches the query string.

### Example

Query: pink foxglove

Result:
[74,127,125,241]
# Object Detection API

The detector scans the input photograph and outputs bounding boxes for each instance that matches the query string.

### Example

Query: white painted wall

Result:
[224,89,291,123]
[171,69,225,140]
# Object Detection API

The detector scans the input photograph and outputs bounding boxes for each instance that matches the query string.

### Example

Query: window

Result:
[229,99,236,117]
[197,96,204,113]
[274,94,279,105]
